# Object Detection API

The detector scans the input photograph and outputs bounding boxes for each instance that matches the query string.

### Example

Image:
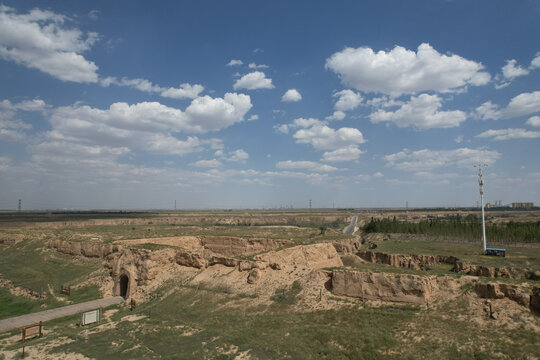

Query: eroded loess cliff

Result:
[355,250,457,270]
[331,270,452,305]
[453,261,540,280]
[201,236,291,257]
[255,243,343,269]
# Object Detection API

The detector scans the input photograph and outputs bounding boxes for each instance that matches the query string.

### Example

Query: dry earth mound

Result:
[201,236,291,257]
[255,243,343,269]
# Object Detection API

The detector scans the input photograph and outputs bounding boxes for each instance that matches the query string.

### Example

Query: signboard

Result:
[81,308,101,326]
[21,322,42,341]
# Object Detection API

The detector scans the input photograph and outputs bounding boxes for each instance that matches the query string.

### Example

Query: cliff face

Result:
[474,282,532,307]
[332,269,539,311]
[355,250,456,270]
[331,270,442,305]
[48,239,122,258]
[332,238,362,255]
[255,243,343,269]
[453,261,540,280]
[201,236,291,257]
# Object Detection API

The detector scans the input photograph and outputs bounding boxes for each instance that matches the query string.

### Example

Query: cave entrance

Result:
[119,274,129,299]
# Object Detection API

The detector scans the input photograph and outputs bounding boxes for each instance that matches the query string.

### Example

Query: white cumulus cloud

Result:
[191,159,222,168]
[0,98,48,141]
[474,91,540,121]
[325,43,490,96]
[531,52,540,69]
[526,115,540,127]
[325,111,346,121]
[225,149,249,163]
[233,71,274,90]
[226,59,243,66]
[476,128,540,141]
[101,77,204,99]
[276,160,338,172]
[321,146,364,162]
[504,91,540,118]
[333,89,363,111]
[184,93,253,133]
[474,101,502,121]
[281,89,302,102]
[369,94,467,129]
[383,148,500,171]
[293,124,366,150]
[0,6,99,83]
[501,59,530,80]
[41,93,251,159]
[248,62,269,69]
[160,83,205,99]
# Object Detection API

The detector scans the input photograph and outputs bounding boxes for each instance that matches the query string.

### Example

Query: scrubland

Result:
[0,209,539,359]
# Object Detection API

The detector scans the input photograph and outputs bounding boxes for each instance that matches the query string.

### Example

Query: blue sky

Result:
[1,0,539,210]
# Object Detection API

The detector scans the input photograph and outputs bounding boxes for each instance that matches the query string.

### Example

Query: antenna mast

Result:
[475,164,488,254]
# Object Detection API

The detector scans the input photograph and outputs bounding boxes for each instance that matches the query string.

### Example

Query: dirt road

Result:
[0,296,124,333]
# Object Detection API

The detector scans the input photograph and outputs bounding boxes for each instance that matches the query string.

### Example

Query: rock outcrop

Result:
[474,282,536,309]
[356,251,442,270]
[255,243,343,269]
[454,261,540,280]
[201,236,291,257]
[247,268,262,284]
[332,238,362,255]
[48,239,121,258]
[331,270,441,305]
[174,251,207,269]
[332,269,538,310]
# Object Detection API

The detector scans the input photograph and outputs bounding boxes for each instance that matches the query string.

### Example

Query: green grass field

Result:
[2,284,537,359]
[0,239,104,320]
[371,238,540,271]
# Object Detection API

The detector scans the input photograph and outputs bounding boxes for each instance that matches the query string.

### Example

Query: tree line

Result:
[362,215,540,244]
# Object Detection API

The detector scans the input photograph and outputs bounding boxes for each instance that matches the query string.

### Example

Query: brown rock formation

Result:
[201,236,291,257]
[255,243,343,269]
[454,261,539,280]
[356,251,441,270]
[331,270,439,305]
[175,251,207,269]
[475,282,532,307]
[332,238,362,254]
[247,268,262,284]
[48,239,121,258]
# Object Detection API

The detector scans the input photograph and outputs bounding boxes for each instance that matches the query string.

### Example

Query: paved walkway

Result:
[0,296,124,333]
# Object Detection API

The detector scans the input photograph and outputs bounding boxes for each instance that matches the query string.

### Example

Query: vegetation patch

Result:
[363,216,540,244]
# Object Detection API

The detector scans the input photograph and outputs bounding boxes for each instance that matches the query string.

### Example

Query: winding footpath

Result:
[0,296,124,333]
[343,216,358,235]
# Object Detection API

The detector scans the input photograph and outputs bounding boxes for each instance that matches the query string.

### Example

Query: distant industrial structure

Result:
[511,202,534,209]
[480,201,534,209]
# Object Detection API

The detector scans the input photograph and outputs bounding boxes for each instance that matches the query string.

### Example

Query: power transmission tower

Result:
[18,199,21,212]
[475,164,488,254]
[309,199,312,211]
[406,200,408,220]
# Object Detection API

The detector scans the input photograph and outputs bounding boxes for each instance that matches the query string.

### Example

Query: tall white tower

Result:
[475,164,488,254]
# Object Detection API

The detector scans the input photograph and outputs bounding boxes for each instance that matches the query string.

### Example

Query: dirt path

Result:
[0,297,124,333]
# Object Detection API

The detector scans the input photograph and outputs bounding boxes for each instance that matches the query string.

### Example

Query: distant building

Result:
[512,202,534,209]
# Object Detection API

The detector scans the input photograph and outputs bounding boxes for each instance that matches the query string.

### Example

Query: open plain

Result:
[0,209,539,359]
